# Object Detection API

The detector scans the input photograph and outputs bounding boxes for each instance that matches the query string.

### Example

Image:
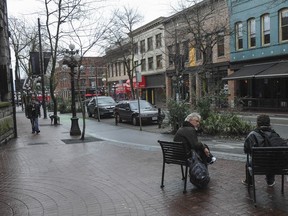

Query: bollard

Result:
[158,108,162,128]
[115,114,118,126]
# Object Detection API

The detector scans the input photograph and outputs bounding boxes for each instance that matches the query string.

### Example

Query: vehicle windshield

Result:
[130,101,153,110]
[98,97,115,104]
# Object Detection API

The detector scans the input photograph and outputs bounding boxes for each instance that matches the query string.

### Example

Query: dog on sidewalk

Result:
[49,114,60,125]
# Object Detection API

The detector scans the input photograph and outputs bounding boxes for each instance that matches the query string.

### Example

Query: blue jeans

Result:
[30,118,39,132]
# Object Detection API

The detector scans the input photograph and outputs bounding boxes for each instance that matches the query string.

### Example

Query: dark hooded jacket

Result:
[244,126,275,154]
[173,121,206,154]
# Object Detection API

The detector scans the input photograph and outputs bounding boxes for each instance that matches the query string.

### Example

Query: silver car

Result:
[87,96,116,118]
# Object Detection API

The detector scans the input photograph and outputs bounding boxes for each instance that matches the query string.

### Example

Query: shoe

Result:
[241,179,252,187]
[36,130,40,134]
[207,156,216,164]
[32,131,35,134]
[267,181,275,187]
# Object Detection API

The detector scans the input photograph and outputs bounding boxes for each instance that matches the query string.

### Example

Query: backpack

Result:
[188,151,210,188]
[255,129,288,147]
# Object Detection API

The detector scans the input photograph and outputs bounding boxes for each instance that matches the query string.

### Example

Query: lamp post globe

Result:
[63,43,81,136]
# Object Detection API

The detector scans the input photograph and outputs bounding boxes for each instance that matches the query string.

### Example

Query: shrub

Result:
[58,102,71,113]
[167,99,190,134]
[202,112,253,137]
[196,97,211,120]
[0,117,13,135]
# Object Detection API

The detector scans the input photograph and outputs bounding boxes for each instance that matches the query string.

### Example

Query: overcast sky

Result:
[7,0,179,25]
[7,0,180,76]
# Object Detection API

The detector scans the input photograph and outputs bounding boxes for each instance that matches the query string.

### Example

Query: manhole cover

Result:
[61,137,103,144]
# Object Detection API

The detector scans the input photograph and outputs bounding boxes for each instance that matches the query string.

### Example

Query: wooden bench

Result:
[248,147,288,206]
[158,140,190,193]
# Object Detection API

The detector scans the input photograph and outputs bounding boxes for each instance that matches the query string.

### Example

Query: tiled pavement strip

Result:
[0,110,287,216]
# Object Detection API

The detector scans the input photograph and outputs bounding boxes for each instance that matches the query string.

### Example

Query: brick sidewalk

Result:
[0,110,287,215]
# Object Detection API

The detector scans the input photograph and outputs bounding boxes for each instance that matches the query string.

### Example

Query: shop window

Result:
[141,59,146,71]
[148,57,154,70]
[115,62,118,76]
[236,22,243,50]
[140,40,145,53]
[279,8,288,42]
[133,43,138,54]
[156,55,163,69]
[156,33,162,48]
[248,18,256,48]
[261,14,270,45]
[147,37,153,51]
[168,45,174,66]
[183,40,189,62]
[217,32,225,57]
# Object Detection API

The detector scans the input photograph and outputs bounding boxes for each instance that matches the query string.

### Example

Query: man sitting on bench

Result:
[242,114,287,187]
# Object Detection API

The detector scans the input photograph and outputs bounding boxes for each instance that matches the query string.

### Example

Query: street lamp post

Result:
[63,44,81,136]
[102,76,106,96]
[112,83,117,100]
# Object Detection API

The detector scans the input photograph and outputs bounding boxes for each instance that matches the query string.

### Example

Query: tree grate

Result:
[61,137,103,144]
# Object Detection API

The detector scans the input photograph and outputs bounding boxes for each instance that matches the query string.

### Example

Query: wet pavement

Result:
[0,109,288,216]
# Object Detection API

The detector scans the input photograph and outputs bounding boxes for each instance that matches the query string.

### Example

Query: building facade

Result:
[0,0,15,144]
[225,0,288,111]
[105,0,230,108]
[55,57,105,101]
[105,17,167,106]
[163,0,230,106]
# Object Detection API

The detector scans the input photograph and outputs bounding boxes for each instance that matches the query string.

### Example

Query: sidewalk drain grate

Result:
[61,137,103,144]
[27,142,48,145]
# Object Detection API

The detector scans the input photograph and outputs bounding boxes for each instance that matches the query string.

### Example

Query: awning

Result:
[223,62,276,80]
[254,61,288,78]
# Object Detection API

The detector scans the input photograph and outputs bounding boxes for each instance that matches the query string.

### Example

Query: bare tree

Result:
[42,0,89,125]
[105,7,144,99]
[9,16,39,107]
[173,0,230,102]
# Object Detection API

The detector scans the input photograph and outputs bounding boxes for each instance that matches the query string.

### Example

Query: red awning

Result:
[37,95,51,102]
[85,93,97,97]
[126,76,146,89]
[115,83,130,94]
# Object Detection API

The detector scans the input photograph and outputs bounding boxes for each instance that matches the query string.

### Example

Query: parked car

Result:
[87,96,116,118]
[114,100,165,125]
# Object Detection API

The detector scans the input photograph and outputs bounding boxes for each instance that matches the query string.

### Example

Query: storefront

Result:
[142,74,166,106]
[224,61,288,111]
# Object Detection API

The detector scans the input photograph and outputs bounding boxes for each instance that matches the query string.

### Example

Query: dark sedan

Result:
[114,100,165,125]
[87,96,116,118]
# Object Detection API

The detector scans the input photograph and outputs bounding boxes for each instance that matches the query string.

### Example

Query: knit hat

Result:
[257,114,270,127]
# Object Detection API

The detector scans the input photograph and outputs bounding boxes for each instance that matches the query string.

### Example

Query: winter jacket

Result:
[173,121,206,154]
[27,102,41,119]
[244,126,273,154]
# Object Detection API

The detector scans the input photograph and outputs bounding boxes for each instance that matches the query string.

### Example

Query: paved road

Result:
[60,113,247,162]
[65,111,288,162]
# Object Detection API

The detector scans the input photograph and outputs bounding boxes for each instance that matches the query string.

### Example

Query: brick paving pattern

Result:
[0,110,287,215]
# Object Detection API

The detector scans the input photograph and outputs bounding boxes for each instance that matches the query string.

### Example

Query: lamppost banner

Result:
[29,52,52,75]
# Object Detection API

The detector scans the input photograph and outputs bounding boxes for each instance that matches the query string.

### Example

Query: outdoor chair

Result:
[158,140,190,193]
[247,146,288,206]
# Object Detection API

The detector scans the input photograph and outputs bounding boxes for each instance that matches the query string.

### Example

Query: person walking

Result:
[173,112,216,165]
[242,114,287,187]
[26,98,41,134]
